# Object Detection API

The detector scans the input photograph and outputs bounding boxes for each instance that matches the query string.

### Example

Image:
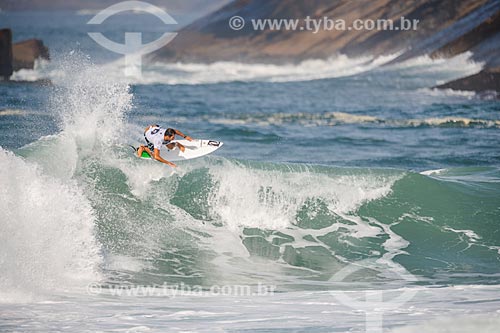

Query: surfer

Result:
[137,125,193,167]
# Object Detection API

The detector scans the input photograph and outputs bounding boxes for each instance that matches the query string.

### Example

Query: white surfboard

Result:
[134,139,223,161]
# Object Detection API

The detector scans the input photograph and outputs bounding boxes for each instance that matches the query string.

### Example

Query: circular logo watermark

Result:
[229,16,246,31]
[87,1,178,76]
[86,282,102,295]
[328,259,419,333]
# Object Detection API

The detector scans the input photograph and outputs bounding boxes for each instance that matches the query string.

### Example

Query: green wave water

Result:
[94,159,500,287]
[2,10,500,332]
[11,135,499,290]
[1,51,499,295]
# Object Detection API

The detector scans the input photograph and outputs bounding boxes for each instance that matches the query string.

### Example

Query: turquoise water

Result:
[1,10,500,333]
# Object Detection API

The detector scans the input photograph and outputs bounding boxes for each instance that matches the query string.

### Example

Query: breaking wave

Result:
[162,111,500,128]
[2,53,499,303]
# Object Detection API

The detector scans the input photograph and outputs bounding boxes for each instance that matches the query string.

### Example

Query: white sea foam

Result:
[120,52,401,84]
[202,111,500,128]
[206,160,399,230]
[422,87,476,98]
[390,315,500,333]
[389,52,483,74]
[444,227,481,242]
[10,50,484,89]
[0,109,26,116]
[9,59,52,82]
[0,54,136,302]
[420,169,447,176]
[115,51,480,85]
[0,148,102,302]
[12,52,397,84]
[106,255,148,273]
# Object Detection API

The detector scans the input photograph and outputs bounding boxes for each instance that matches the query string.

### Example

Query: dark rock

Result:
[435,68,500,94]
[386,0,500,65]
[426,6,500,95]
[430,10,500,60]
[151,0,492,64]
[12,39,50,71]
[0,28,13,80]
[0,78,52,86]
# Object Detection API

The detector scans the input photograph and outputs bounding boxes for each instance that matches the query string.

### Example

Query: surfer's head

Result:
[164,128,175,141]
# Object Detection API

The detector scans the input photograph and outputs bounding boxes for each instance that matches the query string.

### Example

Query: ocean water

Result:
[1,11,500,333]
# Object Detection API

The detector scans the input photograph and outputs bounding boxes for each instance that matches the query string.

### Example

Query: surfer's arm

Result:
[174,129,193,141]
[153,148,177,168]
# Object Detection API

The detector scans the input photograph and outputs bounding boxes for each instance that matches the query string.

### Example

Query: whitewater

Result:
[1,50,500,331]
[1,12,500,333]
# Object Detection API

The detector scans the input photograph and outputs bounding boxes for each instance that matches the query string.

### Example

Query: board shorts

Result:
[144,138,171,151]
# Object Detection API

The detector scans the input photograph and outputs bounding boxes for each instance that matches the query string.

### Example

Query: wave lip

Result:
[205,160,401,230]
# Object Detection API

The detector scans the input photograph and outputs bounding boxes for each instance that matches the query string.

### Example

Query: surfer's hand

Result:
[185,136,193,141]
[168,162,177,168]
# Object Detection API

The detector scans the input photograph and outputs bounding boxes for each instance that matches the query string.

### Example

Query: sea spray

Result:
[50,52,132,156]
[0,148,101,301]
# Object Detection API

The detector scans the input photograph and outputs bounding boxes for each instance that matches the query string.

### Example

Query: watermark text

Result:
[229,16,419,33]
[87,282,276,297]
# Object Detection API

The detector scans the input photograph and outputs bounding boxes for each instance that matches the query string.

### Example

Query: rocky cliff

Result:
[0,28,50,81]
[151,0,500,93]
[0,29,13,80]
[151,0,497,63]
[12,39,50,71]
[436,68,500,93]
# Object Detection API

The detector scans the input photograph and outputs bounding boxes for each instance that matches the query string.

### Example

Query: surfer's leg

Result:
[137,145,145,157]
[137,145,153,157]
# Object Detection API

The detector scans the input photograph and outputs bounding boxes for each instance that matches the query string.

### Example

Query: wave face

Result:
[92,160,500,286]
[7,148,500,293]
[4,142,500,297]
[1,53,500,302]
